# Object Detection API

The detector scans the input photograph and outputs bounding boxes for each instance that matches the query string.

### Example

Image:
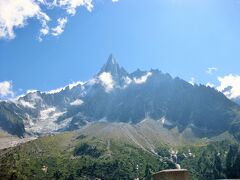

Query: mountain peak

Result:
[107,54,117,65]
[98,54,128,77]
[100,54,119,73]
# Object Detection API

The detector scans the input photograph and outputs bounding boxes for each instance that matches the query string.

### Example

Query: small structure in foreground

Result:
[152,169,189,180]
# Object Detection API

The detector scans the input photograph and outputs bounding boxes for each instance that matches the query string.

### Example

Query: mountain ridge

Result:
[0,55,240,142]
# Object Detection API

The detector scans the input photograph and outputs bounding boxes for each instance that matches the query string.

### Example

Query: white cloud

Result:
[0,0,119,40]
[206,67,218,74]
[189,77,195,85]
[0,0,96,40]
[70,99,84,106]
[40,27,49,36]
[38,0,93,40]
[134,72,152,84]
[206,82,215,88]
[51,17,67,36]
[217,74,240,99]
[57,0,93,15]
[99,72,115,92]
[0,0,50,39]
[0,81,14,97]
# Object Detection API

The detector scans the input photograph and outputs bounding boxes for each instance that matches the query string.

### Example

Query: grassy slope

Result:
[0,132,163,179]
[0,120,239,180]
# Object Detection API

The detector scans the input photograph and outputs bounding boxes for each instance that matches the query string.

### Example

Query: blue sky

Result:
[1,0,240,98]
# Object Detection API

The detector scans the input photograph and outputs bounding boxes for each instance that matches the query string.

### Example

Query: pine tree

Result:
[145,164,153,180]
[198,151,214,180]
[232,152,240,178]
[226,145,238,178]
[213,153,224,179]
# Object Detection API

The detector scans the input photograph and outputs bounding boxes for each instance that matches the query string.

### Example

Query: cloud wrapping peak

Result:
[217,74,240,99]
[99,72,115,92]
[0,81,14,98]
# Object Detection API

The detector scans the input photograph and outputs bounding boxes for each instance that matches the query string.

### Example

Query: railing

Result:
[152,169,189,180]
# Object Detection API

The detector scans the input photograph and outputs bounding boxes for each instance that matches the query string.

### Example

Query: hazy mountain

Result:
[1,55,240,141]
[233,97,240,105]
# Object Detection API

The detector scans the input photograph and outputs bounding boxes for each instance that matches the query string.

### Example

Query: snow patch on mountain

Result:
[19,92,44,108]
[69,81,84,89]
[29,92,42,101]
[46,87,65,94]
[26,89,38,94]
[25,107,67,134]
[18,99,35,109]
[87,78,97,86]
[45,81,84,94]
[70,99,84,106]
[134,72,152,84]
[39,107,58,120]
[123,76,132,88]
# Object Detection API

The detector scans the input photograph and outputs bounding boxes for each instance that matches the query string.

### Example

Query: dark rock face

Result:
[0,101,25,137]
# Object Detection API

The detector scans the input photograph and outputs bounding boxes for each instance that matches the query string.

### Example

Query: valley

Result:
[1,121,240,179]
[1,0,240,179]
[1,56,240,179]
